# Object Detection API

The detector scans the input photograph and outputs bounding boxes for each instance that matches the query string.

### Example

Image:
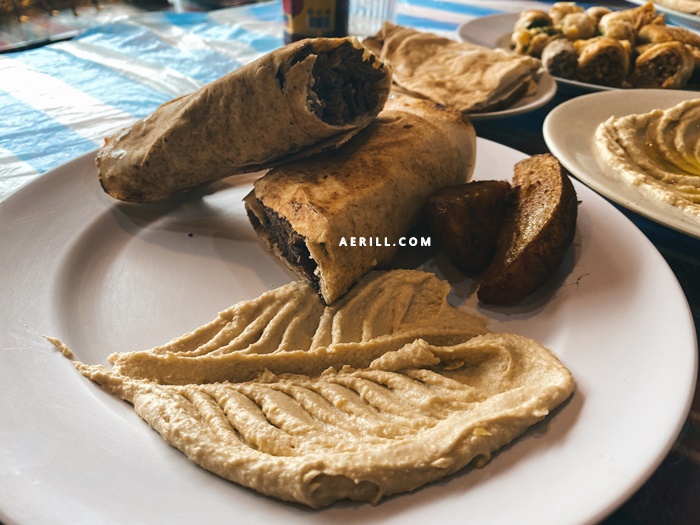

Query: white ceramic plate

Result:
[466,69,557,121]
[457,11,700,93]
[543,89,700,240]
[0,139,696,525]
[627,0,700,30]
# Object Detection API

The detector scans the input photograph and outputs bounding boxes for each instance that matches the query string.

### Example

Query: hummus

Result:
[594,98,700,221]
[108,270,490,385]
[71,269,574,508]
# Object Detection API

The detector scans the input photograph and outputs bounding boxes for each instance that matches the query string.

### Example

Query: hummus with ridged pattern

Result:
[69,270,574,508]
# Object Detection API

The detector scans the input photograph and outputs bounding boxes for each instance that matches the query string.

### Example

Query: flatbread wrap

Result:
[244,95,477,305]
[97,37,391,202]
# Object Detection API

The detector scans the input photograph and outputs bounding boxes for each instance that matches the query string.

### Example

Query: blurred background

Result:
[0,0,259,52]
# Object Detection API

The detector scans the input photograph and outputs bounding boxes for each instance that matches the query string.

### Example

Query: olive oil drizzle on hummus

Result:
[595,98,700,219]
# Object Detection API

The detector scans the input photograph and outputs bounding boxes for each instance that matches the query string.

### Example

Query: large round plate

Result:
[627,0,700,30]
[0,139,696,525]
[543,89,700,240]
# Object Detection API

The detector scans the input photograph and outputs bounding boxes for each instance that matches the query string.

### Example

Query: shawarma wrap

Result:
[96,37,391,202]
[244,95,477,305]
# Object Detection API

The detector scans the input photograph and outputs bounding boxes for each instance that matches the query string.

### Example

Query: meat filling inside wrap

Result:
[243,95,477,305]
[296,41,388,125]
[246,202,320,293]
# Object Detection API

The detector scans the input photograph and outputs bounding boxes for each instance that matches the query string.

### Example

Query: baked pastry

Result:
[574,37,631,87]
[630,41,695,88]
[541,39,578,78]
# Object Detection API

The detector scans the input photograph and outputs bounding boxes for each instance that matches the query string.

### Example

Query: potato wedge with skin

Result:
[426,180,511,273]
[477,154,578,304]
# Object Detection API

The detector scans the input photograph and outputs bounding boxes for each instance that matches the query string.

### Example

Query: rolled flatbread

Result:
[97,37,391,202]
[363,23,542,114]
[244,95,477,305]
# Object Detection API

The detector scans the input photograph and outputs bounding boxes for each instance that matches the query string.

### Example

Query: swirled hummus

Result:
[594,98,700,221]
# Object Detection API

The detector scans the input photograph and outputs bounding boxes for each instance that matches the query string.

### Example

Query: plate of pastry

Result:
[458,2,700,92]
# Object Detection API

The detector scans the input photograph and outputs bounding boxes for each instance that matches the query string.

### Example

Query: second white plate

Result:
[543,89,700,239]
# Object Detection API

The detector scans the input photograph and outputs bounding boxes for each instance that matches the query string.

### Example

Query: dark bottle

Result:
[283,0,349,44]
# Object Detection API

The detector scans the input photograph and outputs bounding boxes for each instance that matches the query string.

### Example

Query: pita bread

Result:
[652,0,700,15]
[96,37,391,202]
[364,24,542,114]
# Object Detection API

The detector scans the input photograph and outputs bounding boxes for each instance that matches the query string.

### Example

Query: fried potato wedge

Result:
[477,154,578,304]
[426,180,511,273]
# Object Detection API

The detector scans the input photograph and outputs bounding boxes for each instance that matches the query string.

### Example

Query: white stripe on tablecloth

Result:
[53,40,203,98]
[126,15,269,66]
[0,59,137,146]
[399,0,553,24]
[0,146,40,201]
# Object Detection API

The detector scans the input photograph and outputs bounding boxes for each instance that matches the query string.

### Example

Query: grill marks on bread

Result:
[75,331,573,508]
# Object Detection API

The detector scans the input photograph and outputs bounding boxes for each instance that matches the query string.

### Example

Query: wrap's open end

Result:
[244,95,477,305]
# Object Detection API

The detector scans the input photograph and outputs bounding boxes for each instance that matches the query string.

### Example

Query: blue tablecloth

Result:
[0,0,559,198]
